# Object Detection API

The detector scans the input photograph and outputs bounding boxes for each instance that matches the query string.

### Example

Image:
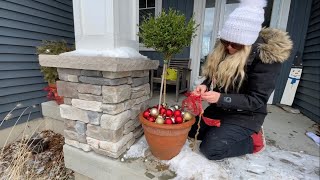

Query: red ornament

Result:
[160,108,167,115]
[175,116,183,124]
[154,104,164,109]
[164,118,173,124]
[173,110,182,117]
[166,109,173,117]
[148,116,155,122]
[143,110,150,119]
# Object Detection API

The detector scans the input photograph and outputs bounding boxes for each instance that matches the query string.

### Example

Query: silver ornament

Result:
[150,108,159,117]
[168,106,175,112]
[161,102,167,108]
[171,117,175,124]
[155,116,164,124]
[174,105,181,110]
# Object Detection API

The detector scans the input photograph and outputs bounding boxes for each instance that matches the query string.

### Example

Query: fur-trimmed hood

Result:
[256,28,293,64]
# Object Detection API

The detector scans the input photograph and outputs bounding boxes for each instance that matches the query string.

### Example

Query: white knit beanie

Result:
[220,0,267,45]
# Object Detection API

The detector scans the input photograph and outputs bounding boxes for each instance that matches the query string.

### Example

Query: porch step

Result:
[64,145,151,180]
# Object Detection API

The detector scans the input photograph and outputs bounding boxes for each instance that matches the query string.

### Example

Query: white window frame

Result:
[139,0,162,51]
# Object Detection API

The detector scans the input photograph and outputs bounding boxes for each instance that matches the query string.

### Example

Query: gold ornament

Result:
[155,116,164,124]
[183,112,193,121]
[150,108,159,117]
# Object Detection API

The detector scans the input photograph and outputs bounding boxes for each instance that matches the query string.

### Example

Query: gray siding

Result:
[0,0,74,129]
[293,0,320,123]
[140,0,194,65]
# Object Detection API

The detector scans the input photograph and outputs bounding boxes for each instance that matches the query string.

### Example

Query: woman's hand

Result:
[202,91,221,103]
[192,85,207,96]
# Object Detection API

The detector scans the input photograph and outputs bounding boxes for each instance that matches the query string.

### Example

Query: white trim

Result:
[270,0,291,30]
[189,0,206,90]
[155,0,162,16]
[138,0,162,51]
[140,7,156,10]
[139,43,156,51]
[210,0,226,51]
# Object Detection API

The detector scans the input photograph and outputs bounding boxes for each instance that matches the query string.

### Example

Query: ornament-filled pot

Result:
[139,113,195,160]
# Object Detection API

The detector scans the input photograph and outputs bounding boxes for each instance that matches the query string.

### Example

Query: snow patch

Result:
[126,136,320,180]
[126,136,149,158]
[60,47,147,59]
[164,141,229,180]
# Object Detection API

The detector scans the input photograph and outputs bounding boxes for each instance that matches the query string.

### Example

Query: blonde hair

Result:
[202,40,252,92]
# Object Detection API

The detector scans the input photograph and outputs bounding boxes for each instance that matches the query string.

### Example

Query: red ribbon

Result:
[182,92,221,127]
[43,86,64,105]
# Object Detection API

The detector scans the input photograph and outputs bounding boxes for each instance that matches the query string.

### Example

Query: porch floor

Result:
[66,91,319,180]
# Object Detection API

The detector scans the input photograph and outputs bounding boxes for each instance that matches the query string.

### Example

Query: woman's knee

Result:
[200,139,229,160]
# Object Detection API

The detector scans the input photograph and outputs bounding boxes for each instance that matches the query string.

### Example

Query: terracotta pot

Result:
[139,113,195,160]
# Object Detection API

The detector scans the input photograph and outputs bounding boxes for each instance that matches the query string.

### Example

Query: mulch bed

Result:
[0,130,73,180]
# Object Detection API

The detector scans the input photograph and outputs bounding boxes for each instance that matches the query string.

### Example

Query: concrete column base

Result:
[64,144,150,180]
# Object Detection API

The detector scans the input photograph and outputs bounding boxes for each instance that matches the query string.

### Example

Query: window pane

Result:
[262,0,274,27]
[139,8,155,43]
[139,0,146,8]
[200,0,215,75]
[139,8,155,24]
[147,0,155,7]
[226,0,238,4]
[224,1,239,24]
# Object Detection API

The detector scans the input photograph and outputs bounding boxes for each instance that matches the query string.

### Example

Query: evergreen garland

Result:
[37,40,74,84]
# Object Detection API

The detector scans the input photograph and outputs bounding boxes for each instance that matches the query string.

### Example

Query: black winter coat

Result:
[202,28,293,132]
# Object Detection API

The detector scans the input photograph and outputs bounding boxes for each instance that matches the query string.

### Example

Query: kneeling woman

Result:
[189,0,292,160]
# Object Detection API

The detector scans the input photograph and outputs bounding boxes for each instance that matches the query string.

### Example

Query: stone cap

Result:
[39,55,159,72]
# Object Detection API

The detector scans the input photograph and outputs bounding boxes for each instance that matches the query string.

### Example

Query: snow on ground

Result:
[60,47,147,59]
[126,136,320,180]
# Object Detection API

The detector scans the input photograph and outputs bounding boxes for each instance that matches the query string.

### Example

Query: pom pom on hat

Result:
[220,0,267,45]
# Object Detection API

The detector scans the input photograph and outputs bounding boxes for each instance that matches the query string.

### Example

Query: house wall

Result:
[140,0,194,65]
[0,0,74,129]
[293,0,320,123]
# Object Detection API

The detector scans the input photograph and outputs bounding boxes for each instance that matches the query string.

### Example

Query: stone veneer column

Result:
[39,55,158,158]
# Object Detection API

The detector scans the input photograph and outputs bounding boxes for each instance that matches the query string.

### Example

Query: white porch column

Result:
[66,0,142,57]
[189,0,206,90]
[39,0,159,175]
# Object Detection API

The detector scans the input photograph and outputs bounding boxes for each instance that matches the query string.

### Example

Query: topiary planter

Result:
[139,113,195,160]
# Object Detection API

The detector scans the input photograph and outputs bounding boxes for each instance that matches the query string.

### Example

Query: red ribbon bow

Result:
[182,92,221,127]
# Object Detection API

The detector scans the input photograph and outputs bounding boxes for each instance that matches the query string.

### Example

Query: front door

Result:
[190,0,274,89]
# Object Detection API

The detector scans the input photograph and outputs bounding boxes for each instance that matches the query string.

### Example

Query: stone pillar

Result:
[39,1,159,178]
[39,55,158,158]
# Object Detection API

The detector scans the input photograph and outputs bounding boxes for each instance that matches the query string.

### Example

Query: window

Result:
[139,0,162,51]
[139,0,155,24]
